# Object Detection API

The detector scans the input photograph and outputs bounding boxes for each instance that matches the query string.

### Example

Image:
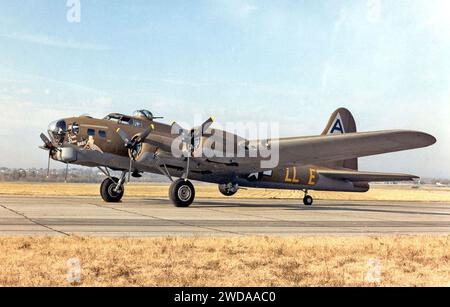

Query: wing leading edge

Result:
[275,130,436,167]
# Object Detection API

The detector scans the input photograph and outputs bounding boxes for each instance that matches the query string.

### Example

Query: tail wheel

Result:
[303,195,313,206]
[218,184,238,196]
[100,177,124,203]
[169,179,195,207]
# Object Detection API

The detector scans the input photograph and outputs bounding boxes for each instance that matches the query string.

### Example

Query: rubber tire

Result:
[100,177,124,203]
[303,195,313,206]
[218,184,237,197]
[169,179,195,207]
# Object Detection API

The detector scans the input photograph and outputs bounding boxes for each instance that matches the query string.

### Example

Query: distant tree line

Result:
[0,167,168,183]
[0,167,446,185]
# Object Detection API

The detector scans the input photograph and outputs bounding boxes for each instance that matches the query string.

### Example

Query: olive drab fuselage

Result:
[43,108,435,206]
[49,113,327,190]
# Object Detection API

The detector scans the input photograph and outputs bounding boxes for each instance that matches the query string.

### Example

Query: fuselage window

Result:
[87,129,96,136]
[71,123,80,135]
[99,130,107,138]
[134,121,142,128]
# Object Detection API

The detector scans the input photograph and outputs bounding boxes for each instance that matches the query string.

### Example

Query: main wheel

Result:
[218,184,237,196]
[169,179,195,207]
[100,177,124,203]
[303,195,313,206]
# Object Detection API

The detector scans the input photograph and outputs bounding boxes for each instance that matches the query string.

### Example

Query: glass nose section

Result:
[48,120,67,143]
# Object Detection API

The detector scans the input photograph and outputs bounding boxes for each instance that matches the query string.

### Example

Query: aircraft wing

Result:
[317,169,418,182]
[140,129,435,177]
[272,130,436,168]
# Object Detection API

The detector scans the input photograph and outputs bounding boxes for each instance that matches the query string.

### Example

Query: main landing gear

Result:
[98,164,198,207]
[100,171,127,203]
[302,190,314,206]
[169,179,196,207]
[98,168,129,203]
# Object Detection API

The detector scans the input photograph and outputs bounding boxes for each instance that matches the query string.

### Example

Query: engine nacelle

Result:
[55,147,78,163]
[134,142,158,164]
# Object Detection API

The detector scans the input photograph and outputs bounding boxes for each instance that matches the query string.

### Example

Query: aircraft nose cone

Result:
[48,119,67,143]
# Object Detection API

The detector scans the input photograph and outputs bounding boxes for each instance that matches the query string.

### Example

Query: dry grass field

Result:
[1,182,450,202]
[0,183,449,287]
[0,236,449,287]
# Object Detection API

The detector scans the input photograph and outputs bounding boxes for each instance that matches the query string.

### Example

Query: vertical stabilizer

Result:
[321,108,358,170]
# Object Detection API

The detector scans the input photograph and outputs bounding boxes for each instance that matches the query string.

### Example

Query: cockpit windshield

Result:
[104,110,161,124]
[104,113,134,125]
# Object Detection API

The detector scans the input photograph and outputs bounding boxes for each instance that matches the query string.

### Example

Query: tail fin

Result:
[321,108,358,170]
[322,107,357,136]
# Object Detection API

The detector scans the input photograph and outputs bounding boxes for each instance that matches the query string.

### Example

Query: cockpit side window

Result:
[104,114,134,126]
[119,118,133,126]
[104,115,120,123]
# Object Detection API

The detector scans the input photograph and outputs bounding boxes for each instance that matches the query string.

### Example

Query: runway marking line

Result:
[0,204,70,237]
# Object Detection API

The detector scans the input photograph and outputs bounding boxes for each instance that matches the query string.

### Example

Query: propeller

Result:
[171,117,214,181]
[40,133,55,150]
[116,124,155,181]
[40,133,59,178]
[64,163,69,183]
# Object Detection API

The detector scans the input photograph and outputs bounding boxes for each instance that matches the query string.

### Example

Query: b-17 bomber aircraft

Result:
[40,108,436,207]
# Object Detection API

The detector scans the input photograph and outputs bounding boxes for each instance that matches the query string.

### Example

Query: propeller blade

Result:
[40,133,54,150]
[116,128,131,144]
[128,158,132,182]
[171,122,189,136]
[201,117,215,134]
[40,133,51,144]
[135,124,155,143]
[170,116,214,181]
[64,163,69,183]
[47,152,51,178]
[190,117,215,153]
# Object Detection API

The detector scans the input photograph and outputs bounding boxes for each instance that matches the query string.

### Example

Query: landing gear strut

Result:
[302,190,313,206]
[169,179,196,207]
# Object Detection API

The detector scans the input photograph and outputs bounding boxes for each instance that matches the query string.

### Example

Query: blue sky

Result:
[0,0,449,178]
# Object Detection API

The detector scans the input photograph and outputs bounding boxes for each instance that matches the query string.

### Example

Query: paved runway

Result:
[0,196,449,236]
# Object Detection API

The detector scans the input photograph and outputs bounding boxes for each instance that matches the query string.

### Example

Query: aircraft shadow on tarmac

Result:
[137,198,450,216]
[139,198,300,209]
